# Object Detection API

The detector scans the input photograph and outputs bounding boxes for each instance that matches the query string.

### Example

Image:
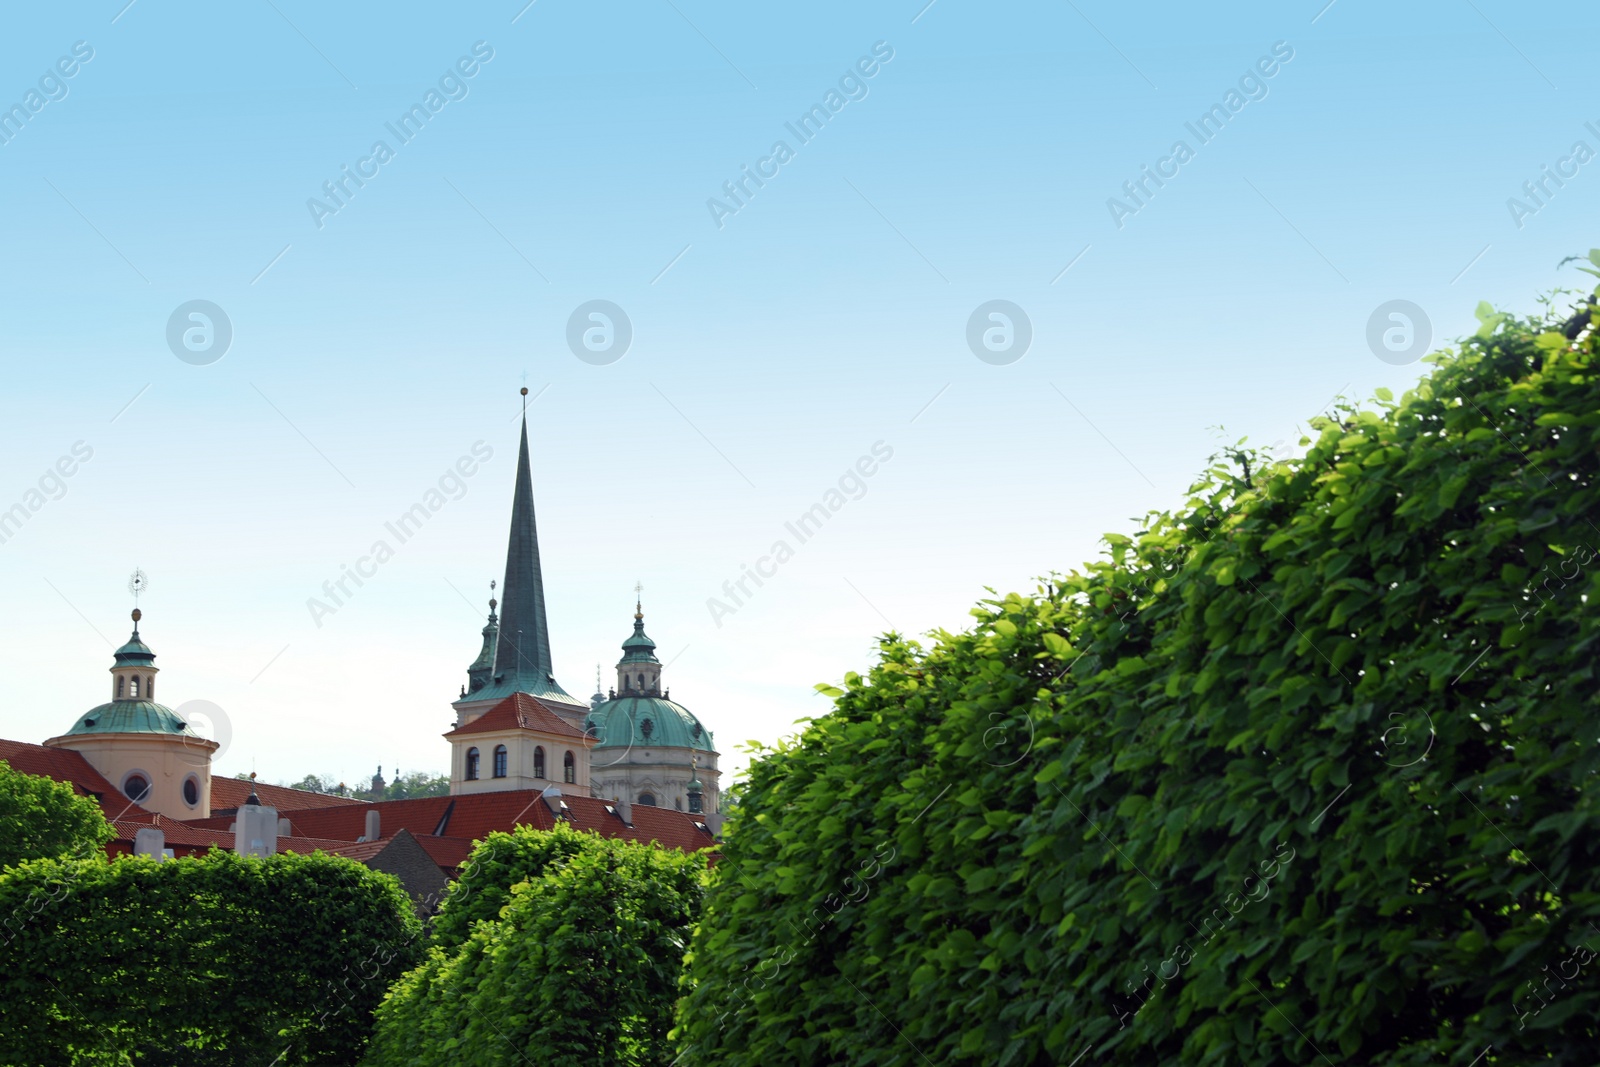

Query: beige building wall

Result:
[449,731,591,796]
[50,732,218,819]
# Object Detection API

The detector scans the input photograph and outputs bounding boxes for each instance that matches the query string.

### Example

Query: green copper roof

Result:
[585,696,715,752]
[63,700,202,737]
[619,613,659,665]
[458,671,584,709]
[493,414,572,701]
[114,630,155,667]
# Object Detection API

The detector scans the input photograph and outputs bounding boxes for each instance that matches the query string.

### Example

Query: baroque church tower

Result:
[45,606,219,819]
[442,391,720,813]
[445,394,592,795]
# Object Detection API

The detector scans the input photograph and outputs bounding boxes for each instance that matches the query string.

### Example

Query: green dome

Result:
[114,634,155,666]
[586,696,714,752]
[619,615,660,665]
[63,700,202,737]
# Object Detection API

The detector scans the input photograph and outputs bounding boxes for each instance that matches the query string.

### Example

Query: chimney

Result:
[234,791,279,858]
[615,796,632,825]
[278,818,291,837]
[541,784,566,818]
[365,809,381,841]
[133,827,166,859]
[704,812,724,838]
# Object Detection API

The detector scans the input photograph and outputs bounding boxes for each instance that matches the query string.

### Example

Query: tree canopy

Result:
[0,759,113,871]
[674,275,1600,1064]
[364,823,708,1067]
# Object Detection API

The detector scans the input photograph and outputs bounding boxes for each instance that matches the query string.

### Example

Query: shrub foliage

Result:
[363,823,707,1067]
[0,850,420,1066]
[674,279,1600,1064]
[0,759,114,870]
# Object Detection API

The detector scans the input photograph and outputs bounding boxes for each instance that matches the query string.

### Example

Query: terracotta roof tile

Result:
[207,777,370,813]
[0,739,159,825]
[444,693,589,740]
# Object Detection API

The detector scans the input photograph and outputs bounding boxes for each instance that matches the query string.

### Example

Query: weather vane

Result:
[128,568,149,605]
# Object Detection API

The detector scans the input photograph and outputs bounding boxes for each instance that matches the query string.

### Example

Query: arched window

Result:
[623,675,632,691]
[124,774,151,803]
[638,792,656,807]
[147,677,153,698]
[563,750,576,783]
[534,746,546,778]
[117,677,125,698]
[465,747,480,780]
[637,673,645,689]
[129,676,140,699]
[493,745,508,778]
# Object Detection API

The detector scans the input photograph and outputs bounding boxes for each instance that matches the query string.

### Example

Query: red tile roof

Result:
[1,739,159,825]
[109,818,360,856]
[6,736,716,872]
[208,776,370,812]
[444,693,590,740]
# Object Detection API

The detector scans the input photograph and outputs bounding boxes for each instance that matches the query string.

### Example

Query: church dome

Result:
[63,700,201,737]
[586,695,714,752]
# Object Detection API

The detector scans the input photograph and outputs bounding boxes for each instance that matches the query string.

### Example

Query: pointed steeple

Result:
[490,397,575,704]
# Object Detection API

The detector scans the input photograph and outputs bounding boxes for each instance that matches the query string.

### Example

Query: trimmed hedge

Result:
[363,824,707,1067]
[0,850,419,1066]
[674,275,1600,1064]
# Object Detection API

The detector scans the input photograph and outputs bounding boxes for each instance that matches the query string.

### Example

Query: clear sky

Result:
[0,0,1594,788]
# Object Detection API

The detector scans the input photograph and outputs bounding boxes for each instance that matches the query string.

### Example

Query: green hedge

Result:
[363,823,707,1067]
[0,850,420,1066]
[674,275,1600,1064]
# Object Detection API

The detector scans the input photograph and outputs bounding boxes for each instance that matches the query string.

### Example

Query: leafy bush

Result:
[674,277,1600,1064]
[364,823,707,1067]
[427,820,601,950]
[0,849,420,1065]
[0,759,113,870]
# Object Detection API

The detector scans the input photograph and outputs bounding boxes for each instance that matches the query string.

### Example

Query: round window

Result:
[183,777,199,806]
[124,774,151,803]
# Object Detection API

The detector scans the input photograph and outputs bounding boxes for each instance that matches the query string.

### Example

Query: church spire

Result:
[494,393,562,694]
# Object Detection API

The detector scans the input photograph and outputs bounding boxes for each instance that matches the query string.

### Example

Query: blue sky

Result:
[1,0,1594,787]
